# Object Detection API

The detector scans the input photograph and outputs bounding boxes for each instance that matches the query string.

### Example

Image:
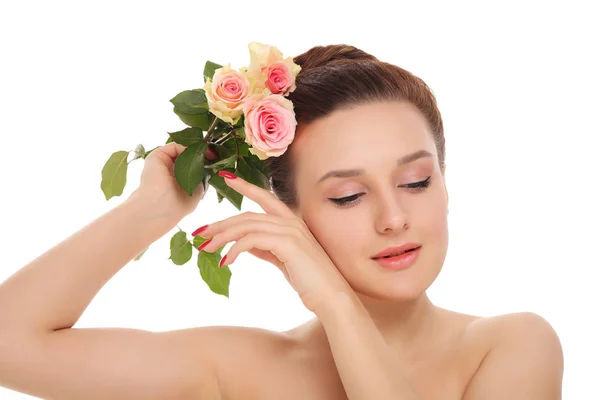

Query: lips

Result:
[372,243,421,259]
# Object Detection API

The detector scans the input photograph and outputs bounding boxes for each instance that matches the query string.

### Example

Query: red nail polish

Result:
[219,255,228,268]
[197,238,213,251]
[218,171,237,180]
[192,225,209,236]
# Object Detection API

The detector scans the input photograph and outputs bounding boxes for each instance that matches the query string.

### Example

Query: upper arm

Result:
[0,326,223,400]
[463,312,564,399]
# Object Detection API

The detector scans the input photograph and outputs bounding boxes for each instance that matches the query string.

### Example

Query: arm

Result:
[0,191,175,333]
[462,312,564,399]
[0,193,221,399]
[316,292,419,400]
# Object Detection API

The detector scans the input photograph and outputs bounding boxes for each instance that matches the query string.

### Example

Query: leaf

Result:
[134,246,148,261]
[193,235,226,254]
[165,136,173,144]
[167,127,204,147]
[222,134,249,157]
[237,157,270,190]
[171,89,212,130]
[205,154,237,171]
[217,192,224,203]
[170,89,209,115]
[174,142,208,196]
[204,61,223,83]
[192,235,208,249]
[173,107,212,130]
[169,231,192,265]
[198,249,231,298]
[212,142,234,160]
[101,151,129,200]
[244,150,271,178]
[207,171,243,210]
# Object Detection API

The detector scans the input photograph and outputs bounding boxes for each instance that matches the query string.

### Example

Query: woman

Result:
[0,45,563,399]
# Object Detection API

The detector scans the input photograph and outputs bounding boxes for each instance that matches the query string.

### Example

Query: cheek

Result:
[304,209,366,261]
[416,189,449,253]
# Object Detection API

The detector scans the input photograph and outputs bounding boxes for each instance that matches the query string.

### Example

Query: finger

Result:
[199,218,295,254]
[222,232,291,281]
[205,145,219,161]
[219,171,296,219]
[246,248,285,269]
[193,211,288,239]
[157,142,187,160]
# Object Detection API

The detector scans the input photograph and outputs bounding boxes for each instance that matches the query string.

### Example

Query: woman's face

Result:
[292,101,449,301]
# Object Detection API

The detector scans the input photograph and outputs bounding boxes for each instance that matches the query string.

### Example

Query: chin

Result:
[348,263,441,303]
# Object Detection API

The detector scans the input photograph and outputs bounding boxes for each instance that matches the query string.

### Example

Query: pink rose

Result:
[243,94,297,160]
[245,43,301,95]
[262,62,295,95]
[204,64,250,124]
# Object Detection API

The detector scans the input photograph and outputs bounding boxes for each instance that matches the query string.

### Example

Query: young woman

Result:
[0,45,564,399]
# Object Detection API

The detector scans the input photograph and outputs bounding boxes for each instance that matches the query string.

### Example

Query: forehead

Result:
[292,101,437,185]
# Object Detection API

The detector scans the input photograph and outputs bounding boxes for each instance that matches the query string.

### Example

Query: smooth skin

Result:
[0,101,563,399]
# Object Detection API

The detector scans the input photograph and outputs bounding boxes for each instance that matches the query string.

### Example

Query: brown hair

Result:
[263,44,446,209]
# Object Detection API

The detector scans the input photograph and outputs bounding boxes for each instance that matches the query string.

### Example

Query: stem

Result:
[233,134,240,173]
[204,116,221,142]
[214,129,234,145]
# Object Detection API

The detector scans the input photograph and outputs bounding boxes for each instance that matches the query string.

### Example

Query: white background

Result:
[1,0,598,398]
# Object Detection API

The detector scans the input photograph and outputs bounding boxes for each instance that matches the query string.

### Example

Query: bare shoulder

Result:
[462,312,564,399]
[204,325,295,398]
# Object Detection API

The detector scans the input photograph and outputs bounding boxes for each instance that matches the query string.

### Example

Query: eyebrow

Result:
[316,150,433,184]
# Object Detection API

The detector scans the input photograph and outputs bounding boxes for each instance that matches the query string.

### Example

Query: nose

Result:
[374,193,409,234]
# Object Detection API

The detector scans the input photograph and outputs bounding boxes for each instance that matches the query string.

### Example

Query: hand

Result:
[194,171,355,313]
[129,142,218,222]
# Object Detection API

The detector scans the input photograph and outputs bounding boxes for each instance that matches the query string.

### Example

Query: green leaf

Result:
[237,157,270,190]
[198,250,231,297]
[204,61,223,83]
[222,135,249,157]
[170,89,209,115]
[244,150,271,178]
[174,142,208,196]
[167,127,204,147]
[169,231,193,265]
[101,150,129,200]
[212,142,234,160]
[165,136,173,144]
[171,89,212,130]
[192,235,208,249]
[207,171,243,210]
[173,107,212,130]
[217,192,224,203]
[134,247,148,261]
[193,235,225,254]
[205,154,237,171]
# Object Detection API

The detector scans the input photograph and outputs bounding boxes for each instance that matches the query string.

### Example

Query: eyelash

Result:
[328,176,432,207]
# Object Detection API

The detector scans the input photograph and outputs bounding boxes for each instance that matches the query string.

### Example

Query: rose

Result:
[262,58,301,95]
[245,42,301,95]
[247,42,284,73]
[243,94,297,160]
[204,64,250,124]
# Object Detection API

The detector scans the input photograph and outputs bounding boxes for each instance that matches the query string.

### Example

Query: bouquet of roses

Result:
[99,43,301,297]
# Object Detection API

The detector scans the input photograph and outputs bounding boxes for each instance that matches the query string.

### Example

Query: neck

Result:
[356,292,441,350]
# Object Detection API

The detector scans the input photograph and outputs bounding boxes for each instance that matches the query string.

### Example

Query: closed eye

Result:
[328,176,432,207]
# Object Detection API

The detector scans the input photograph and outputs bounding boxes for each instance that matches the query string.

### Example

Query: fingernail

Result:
[219,254,228,268]
[218,171,237,180]
[192,224,209,236]
[197,238,213,252]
